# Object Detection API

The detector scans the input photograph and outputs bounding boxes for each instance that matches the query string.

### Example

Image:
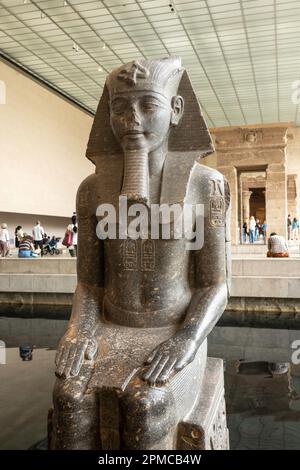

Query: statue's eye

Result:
[141,101,158,111]
[111,99,127,114]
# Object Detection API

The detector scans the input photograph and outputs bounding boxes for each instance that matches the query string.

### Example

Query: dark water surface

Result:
[1,316,300,450]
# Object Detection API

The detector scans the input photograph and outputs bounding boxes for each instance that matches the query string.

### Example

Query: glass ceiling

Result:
[1,0,300,127]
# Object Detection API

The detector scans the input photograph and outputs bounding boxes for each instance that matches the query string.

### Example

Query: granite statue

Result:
[49,56,231,450]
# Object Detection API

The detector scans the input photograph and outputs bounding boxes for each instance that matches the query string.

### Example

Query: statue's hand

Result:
[55,326,97,379]
[142,331,198,386]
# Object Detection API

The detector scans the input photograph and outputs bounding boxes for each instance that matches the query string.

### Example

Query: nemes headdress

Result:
[106,56,183,100]
[86,56,214,164]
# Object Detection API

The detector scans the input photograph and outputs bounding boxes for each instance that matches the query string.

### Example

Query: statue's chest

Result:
[104,237,189,274]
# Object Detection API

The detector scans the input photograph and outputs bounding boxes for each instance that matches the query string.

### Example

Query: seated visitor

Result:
[18,235,39,258]
[267,232,289,258]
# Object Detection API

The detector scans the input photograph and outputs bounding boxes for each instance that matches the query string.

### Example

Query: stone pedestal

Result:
[177,357,229,450]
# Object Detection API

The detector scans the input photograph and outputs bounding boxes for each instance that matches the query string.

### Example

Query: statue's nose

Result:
[127,106,141,126]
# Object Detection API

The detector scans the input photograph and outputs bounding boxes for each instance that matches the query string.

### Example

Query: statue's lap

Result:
[55,317,207,419]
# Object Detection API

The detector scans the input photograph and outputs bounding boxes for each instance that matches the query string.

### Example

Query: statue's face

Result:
[110,91,183,152]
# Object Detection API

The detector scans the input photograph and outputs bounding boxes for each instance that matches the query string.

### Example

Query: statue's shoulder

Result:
[193,163,230,210]
[194,162,225,183]
[76,173,98,214]
[77,173,97,194]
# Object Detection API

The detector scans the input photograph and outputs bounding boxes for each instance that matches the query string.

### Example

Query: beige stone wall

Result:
[0,59,94,218]
[286,128,300,217]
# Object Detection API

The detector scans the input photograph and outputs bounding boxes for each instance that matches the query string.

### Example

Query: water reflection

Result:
[225,360,300,449]
[1,317,300,450]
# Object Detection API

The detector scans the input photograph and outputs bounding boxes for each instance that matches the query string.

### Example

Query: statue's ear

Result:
[170,95,184,126]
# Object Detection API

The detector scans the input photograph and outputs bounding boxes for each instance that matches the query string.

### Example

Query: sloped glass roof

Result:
[1,0,300,127]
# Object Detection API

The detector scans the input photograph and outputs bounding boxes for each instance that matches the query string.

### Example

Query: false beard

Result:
[121,149,149,206]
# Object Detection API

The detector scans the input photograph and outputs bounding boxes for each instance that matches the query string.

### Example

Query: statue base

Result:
[177,357,229,450]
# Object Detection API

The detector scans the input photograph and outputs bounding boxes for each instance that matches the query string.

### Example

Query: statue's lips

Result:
[123,131,144,137]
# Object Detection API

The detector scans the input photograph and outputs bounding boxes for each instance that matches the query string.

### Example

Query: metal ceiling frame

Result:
[0,0,299,127]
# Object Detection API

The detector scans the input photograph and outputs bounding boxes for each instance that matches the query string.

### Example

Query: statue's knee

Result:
[51,379,99,450]
[53,378,97,413]
[121,383,176,447]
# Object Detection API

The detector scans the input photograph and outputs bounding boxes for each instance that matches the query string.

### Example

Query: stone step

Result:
[231,275,300,298]
[232,257,300,277]
[0,271,299,298]
[232,242,300,255]
[0,273,76,293]
[1,257,299,278]
[0,258,76,274]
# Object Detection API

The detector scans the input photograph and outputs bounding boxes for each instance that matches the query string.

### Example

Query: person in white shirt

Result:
[249,216,256,244]
[0,223,10,257]
[267,232,289,257]
[32,221,45,256]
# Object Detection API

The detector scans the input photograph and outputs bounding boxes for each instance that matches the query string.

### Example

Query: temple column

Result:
[266,161,287,238]
[242,190,252,225]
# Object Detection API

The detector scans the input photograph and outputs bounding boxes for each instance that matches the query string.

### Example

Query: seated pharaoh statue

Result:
[49,56,231,450]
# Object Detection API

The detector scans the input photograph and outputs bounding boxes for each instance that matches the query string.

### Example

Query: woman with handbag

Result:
[66,215,78,257]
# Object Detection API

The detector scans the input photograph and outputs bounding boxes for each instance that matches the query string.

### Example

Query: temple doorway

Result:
[239,170,267,244]
[249,188,266,223]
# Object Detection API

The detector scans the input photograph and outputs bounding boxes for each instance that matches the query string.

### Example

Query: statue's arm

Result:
[55,174,104,379]
[177,174,231,346]
[143,171,230,385]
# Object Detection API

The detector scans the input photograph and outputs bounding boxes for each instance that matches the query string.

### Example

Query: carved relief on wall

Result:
[244,130,259,143]
[243,130,263,144]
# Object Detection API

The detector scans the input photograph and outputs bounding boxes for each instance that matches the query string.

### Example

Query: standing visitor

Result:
[262,220,268,244]
[255,218,261,241]
[249,216,256,244]
[242,221,248,243]
[15,225,24,248]
[292,217,299,240]
[0,223,10,257]
[67,214,78,257]
[287,214,293,240]
[32,221,45,256]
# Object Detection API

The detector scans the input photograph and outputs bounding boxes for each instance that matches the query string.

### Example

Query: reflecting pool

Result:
[1,316,300,450]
